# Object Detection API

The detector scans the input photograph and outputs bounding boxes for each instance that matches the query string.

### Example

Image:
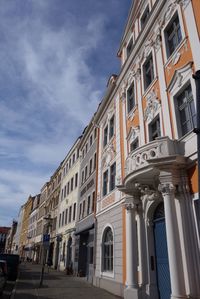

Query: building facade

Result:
[0,227,10,254]
[115,0,200,298]
[44,165,62,267]
[19,196,33,259]
[56,138,81,272]
[74,120,97,282]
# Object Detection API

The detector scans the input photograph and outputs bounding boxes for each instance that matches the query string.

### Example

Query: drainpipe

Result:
[193,70,200,234]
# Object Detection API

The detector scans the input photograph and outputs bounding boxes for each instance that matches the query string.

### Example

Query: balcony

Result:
[123,137,186,189]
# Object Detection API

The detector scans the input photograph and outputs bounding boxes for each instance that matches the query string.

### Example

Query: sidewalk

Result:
[12,264,122,299]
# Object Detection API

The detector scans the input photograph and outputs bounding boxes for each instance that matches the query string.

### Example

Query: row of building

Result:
[4,0,200,298]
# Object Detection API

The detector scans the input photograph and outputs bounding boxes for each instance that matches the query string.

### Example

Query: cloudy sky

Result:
[0,0,132,226]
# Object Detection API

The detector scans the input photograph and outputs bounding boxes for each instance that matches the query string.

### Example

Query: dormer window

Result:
[141,5,150,30]
[126,37,133,58]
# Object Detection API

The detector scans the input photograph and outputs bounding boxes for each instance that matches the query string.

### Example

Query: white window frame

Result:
[100,224,114,278]
[167,63,196,140]
[161,6,186,64]
[141,50,157,95]
[145,110,163,142]
[138,0,152,32]
[126,79,137,116]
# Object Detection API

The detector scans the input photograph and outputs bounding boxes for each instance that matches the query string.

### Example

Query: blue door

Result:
[153,204,171,299]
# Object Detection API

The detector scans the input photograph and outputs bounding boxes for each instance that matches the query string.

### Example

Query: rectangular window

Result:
[89,159,93,174]
[165,13,182,58]
[65,209,68,225]
[130,138,139,152]
[75,173,78,188]
[127,83,135,113]
[64,185,66,198]
[141,5,150,29]
[81,171,84,184]
[143,54,154,90]
[85,166,88,181]
[82,200,85,218]
[94,128,97,139]
[109,116,114,139]
[62,211,64,226]
[69,159,71,169]
[79,203,82,220]
[110,162,116,191]
[71,177,74,192]
[86,143,88,153]
[176,84,196,137]
[61,189,64,201]
[67,182,70,195]
[69,206,72,223]
[87,195,91,215]
[73,203,76,221]
[72,153,76,164]
[127,37,133,58]
[90,135,93,146]
[149,116,161,141]
[93,153,97,171]
[59,213,61,227]
[92,191,95,212]
[103,126,108,147]
[103,170,108,196]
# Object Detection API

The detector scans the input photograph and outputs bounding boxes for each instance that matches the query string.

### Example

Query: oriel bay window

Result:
[165,13,182,58]
[143,53,154,90]
[176,84,196,137]
[102,227,113,272]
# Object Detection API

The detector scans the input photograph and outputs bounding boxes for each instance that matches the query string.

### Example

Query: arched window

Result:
[102,227,113,272]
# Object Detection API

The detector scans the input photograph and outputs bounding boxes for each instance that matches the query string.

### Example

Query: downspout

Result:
[193,70,200,235]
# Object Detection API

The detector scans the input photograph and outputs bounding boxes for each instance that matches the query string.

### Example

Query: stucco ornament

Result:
[127,126,140,142]
[144,90,160,122]
[102,143,115,168]
[158,183,175,196]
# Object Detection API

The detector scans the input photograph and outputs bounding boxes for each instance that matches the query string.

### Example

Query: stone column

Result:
[159,182,187,299]
[175,173,200,298]
[137,202,147,287]
[124,196,140,299]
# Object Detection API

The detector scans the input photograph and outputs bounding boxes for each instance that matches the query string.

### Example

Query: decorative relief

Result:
[135,68,141,81]
[167,61,193,93]
[102,143,115,168]
[102,194,115,209]
[144,90,160,122]
[158,183,175,196]
[127,126,140,142]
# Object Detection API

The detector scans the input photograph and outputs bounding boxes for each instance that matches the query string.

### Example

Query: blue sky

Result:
[0,0,132,226]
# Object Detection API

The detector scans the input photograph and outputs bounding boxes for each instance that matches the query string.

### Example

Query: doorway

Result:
[153,203,171,299]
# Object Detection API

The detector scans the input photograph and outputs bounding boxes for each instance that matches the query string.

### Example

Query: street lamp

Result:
[39,214,53,287]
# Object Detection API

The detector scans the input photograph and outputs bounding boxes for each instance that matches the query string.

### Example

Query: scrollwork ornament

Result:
[158,183,175,196]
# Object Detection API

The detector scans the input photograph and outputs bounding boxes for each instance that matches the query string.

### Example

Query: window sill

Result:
[101,271,114,279]
[102,188,116,199]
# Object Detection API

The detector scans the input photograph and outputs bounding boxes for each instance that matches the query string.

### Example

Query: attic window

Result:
[126,38,133,58]
[141,5,150,30]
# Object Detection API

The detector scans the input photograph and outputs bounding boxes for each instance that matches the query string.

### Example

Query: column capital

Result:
[158,183,176,196]
[124,196,140,211]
